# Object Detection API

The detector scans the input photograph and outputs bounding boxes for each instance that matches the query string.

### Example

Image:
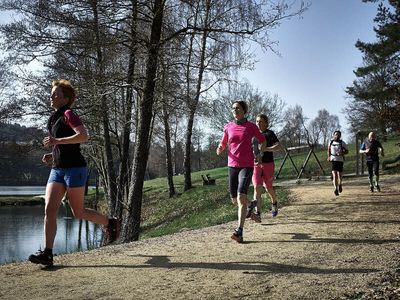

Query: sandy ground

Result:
[1,174,399,300]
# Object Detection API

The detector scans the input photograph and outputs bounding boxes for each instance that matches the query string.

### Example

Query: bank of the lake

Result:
[0,187,100,206]
[0,186,45,205]
[0,195,45,206]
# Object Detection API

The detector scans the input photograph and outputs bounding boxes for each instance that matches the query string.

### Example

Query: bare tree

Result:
[308,109,340,147]
[182,0,211,191]
[209,81,286,134]
[121,0,165,242]
[177,0,308,190]
[0,0,133,216]
[0,60,24,122]
[280,104,307,147]
[115,0,140,219]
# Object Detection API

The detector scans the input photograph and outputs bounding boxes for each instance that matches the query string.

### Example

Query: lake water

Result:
[0,186,46,196]
[0,204,104,265]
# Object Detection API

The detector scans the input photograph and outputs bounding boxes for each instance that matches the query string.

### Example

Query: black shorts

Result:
[228,167,253,198]
[331,161,344,172]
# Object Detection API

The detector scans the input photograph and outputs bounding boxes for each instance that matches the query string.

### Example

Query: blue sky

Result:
[240,0,381,136]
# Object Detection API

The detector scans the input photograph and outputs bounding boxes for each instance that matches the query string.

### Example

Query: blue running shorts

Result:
[47,167,88,188]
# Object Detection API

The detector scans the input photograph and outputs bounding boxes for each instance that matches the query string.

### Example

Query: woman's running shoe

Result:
[104,218,121,244]
[28,249,53,266]
[271,204,278,217]
[251,212,262,223]
[231,228,243,243]
[246,200,257,218]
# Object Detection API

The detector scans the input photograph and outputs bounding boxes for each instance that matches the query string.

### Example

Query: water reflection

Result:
[0,203,103,265]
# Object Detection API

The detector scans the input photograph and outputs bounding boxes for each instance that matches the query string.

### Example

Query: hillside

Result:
[0,122,45,142]
[0,123,48,185]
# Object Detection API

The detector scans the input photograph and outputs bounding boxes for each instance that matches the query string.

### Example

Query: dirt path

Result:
[1,175,400,300]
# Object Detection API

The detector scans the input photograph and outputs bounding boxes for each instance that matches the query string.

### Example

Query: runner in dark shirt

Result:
[28,79,119,267]
[360,131,384,192]
[248,114,282,222]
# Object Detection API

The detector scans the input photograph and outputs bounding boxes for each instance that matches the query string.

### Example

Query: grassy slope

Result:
[140,167,291,238]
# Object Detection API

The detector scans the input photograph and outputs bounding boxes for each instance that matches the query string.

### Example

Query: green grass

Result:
[380,136,400,171]
[140,167,291,239]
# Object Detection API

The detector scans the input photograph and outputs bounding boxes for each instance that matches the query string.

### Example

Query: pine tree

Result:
[345,0,400,135]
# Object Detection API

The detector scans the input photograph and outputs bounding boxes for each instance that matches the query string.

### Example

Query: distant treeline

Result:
[0,123,48,185]
[0,122,226,185]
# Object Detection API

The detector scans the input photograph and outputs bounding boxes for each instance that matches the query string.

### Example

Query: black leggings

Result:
[366,160,379,179]
[228,167,253,198]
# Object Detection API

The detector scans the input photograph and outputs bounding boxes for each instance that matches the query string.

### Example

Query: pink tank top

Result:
[219,121,266,168]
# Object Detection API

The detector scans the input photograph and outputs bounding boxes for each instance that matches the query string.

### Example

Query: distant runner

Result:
[360,131,384,192]
[327,130,348,196]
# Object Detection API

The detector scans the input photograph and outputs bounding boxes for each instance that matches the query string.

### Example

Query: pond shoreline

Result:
[0,195,45,206]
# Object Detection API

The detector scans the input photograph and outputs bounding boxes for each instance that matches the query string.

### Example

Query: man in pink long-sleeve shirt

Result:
[217,100,266,243]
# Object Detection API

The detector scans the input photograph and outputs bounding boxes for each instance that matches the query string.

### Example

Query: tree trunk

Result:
[162,100,175,197]
[183,0,210,191]
[121,0,165,242]
[116,0,138,220]
[91,0,118,216]
[183,112,195,190]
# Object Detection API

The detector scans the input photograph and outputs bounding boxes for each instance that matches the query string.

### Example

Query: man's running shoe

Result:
[334,189,339,196]
[338,185,343,193]
[28,249,53,266]
[376,185,381,192]
[231,229,243,243]
[105,218,121,244]
[251,212,262,223]
[271,203,278,217]
[246,200,257,218]
[370,186,374,193]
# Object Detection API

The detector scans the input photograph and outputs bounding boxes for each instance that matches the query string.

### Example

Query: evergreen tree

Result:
[345,0,400,135]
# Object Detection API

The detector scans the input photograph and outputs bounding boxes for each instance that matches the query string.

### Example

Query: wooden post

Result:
[356,132,360,175]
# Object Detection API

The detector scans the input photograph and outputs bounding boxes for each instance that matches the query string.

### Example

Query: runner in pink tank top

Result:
[220,121,265,168]
[216,101,266,243]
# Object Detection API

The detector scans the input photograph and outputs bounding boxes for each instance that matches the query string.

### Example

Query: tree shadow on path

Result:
[44,253,378,275]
